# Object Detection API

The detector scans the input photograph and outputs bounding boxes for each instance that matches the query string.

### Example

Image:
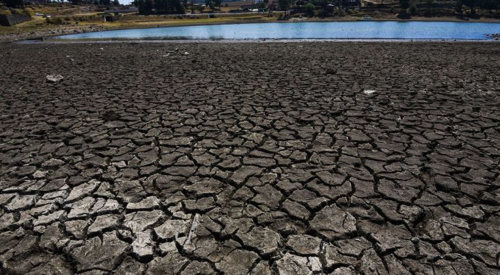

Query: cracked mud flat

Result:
[0,42,500,275]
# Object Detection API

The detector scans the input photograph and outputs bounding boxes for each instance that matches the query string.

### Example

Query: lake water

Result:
[57,21,500,41]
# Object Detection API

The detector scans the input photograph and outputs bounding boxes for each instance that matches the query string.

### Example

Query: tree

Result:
[278,0,290,10]
[155,0,166,12]
[113,0,119,5]
[426,0,434,13]
[170,0,185,13]
[138,0,147,13]
[205,0,214,10]
[213,0,222,9]
[154,0,184,14]
[455,0,463,12]
[304,3,315,16]
[398,0,411,18]
[144,0,153,13]
[399,0,410,11]
[4,0,24,8]
[409,4,417,15]
[462,0,478,14]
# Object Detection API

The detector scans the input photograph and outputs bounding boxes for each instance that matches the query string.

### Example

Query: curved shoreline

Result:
[4,15,500,43]
[24,39,500,44]
[47,21,500,42]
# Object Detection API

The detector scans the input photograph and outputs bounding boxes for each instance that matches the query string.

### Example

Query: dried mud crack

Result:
[0,42,500,275]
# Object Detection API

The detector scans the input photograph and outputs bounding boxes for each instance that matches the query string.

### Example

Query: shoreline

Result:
[2,15,500,43]
[25,39,500,44]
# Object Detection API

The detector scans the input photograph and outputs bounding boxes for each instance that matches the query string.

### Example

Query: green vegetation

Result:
[205,0,222,11]
[409,4,417,15]
[133,0,184,14]
[304,2,315,16]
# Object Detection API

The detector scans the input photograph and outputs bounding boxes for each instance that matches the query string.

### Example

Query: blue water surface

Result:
[56,21,500,40]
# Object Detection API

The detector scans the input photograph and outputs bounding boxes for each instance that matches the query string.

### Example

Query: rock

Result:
[146,251,188,275]
[126,196,160,210]
[46,75,64,83]
[5,195,36,211]
[64,180,99,203]
[251,261,272,275]
[230,166,264,185]
[88,214,120,234]
[286,234,322,255]
[132,230,154,259]
[252,184,283,210]
[114,256,146,275]
[159,241,177,254]
[66,196,95,219]
[236,226,280,255]
[71,232,129,271]
[34,210,65,226]
[181,261,217,275]
[324,244,357,268]
[451,237,500,266]
[359,248,388,275]
[24,256,73,275]
[65,219,89,238]
[124,210,163,234]
[282,199,311,220]
[275,253,321,275]
[154,219,191,240]
[215,249,259,275]
[330,267,356,275]
[370,224,413,254]
[310,205,356,240]
[0,213,15,230]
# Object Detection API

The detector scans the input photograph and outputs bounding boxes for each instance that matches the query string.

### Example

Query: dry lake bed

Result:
[0,42,500,274]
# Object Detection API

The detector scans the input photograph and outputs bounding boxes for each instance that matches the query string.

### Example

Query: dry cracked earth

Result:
[0,42,500,275]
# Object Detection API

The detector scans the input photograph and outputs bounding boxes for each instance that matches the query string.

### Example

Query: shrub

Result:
[409,4,417,15]
[46,16,64,24]
[304,3,315,17]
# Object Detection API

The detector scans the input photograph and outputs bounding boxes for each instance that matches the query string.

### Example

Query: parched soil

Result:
[0,41,500,274]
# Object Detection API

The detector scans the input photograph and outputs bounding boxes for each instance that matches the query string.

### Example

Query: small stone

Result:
[46,75,64,83]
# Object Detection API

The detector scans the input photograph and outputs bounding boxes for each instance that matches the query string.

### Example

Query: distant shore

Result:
[2,14,500,43]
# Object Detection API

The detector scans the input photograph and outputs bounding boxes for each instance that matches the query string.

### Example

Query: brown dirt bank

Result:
[1,42,500,274]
